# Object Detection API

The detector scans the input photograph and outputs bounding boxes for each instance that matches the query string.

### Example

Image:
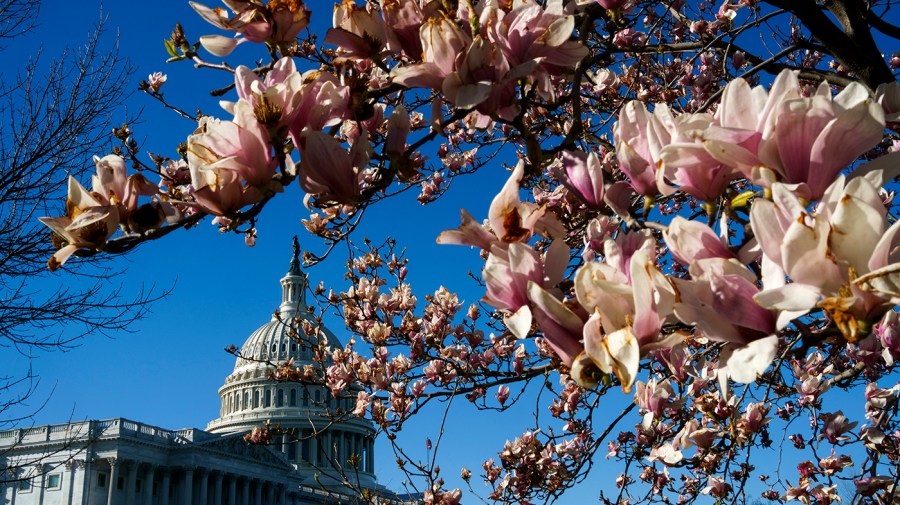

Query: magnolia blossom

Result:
[382,0,424,57]
[288,70,352,140]
[484,0,588,97]
[296,130,368,206]
[657,111,739,202]
[324,0,387,59]
[612,101,673,197]
[752,175,900,341]
[551,150,604,209]
[186,113,278,215]
[40,177,120,271]
[438,160,563,249]
[147,72,167,92]
[573,231,679,391]
[191,0,311,56]
[223,57,303,134]
[705,70,885,200]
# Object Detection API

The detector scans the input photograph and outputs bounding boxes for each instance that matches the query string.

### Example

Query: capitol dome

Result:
[206,238,377,489]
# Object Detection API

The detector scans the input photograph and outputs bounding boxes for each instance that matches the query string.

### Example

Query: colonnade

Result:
[285,430,375,473]
[98,459,297,505]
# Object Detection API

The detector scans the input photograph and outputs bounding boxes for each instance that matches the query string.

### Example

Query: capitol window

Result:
[97,473,107,488]
[46,473,62,490]
[17,480,31,493]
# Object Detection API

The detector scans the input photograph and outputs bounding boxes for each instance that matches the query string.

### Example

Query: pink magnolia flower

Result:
[657,110,740,202]
[223,57,303,134]
[186,114,276,215]
[188,110,278,190]
[707,69,885,200]
[391,14,470,91]
[437,159,563,251]
[39,177,120,271]
[551,150,605,209]
[487,1,587,70]
[440,35,517,118]
[324,0,387,60]
[297,130,368,206]
[819,411,858,443]
[488,160,564,243]
[91,155,165,233]
[485,0,588,98]
[663,216,734,266]
[147,72,167,92]
[670,254,778,390]
[753,176,899,340]
[876,81,900,125]
[575,237,680,391]
[382,0,424,58]
[288,69,352,138]
[613,101,675,197]
[191,0,311,56]
[483,240,571,344]
[91,155,158,215]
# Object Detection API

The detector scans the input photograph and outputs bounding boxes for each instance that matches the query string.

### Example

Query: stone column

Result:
[126,461,138,505]
[107,458,119,505]
[213,472,223,505]
[227,475,237,505]
[266,483,274,505]
[253,480,262,505]
[8,471,17,505]
[82,456,94,504]
[182,468,194,505]
[35,464,47,505]
[324,431,333,466]
[143,465,155,505]
[309,432,317,466]
[198,469,208,505]
[160,468,171,505]
[241,478,250,505]
[64,460,77,505]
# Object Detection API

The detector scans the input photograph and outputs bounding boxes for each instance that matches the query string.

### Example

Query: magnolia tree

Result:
[39,0,900,503]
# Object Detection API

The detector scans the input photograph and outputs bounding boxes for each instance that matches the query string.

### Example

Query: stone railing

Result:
[0,418,208,447]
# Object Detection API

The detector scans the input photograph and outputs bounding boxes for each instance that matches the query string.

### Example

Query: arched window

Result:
[253,390,260,409]
[289,389,297,407]
[303,390,310,407]
[243,392,249,410]
[314,390,320,404]
[265,389,272,408]
[276,389,284,407]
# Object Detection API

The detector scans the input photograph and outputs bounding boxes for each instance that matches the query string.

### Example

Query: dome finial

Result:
[289,235,301,274]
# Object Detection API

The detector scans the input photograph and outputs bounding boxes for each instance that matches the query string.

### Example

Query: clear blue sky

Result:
[0,1,618,501]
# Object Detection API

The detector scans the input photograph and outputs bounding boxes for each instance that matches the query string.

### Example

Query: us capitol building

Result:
[0,239,414,505]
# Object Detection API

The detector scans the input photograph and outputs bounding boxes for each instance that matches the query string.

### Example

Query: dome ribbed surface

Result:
[234,315,342,372]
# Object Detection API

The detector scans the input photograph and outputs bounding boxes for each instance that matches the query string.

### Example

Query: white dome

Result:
[205,238,377,488]
[233,315,342,373]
